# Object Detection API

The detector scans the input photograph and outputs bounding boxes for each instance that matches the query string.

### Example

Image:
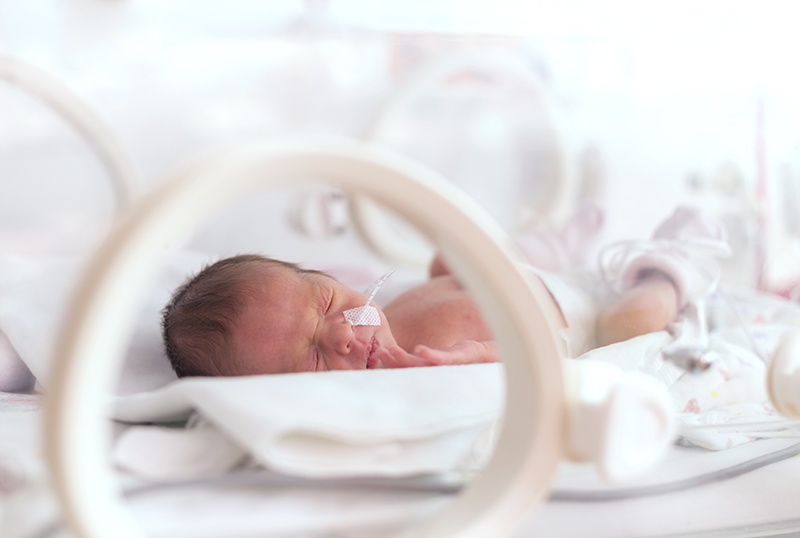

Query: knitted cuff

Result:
[619,250,692,310]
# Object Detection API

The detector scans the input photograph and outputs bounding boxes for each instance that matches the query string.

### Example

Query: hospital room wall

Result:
[1,0,799,288]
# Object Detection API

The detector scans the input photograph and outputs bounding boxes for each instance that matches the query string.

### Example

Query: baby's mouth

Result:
[366,336,379,369]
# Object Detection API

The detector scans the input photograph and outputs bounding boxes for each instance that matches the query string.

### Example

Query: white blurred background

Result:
[2,0,800,293]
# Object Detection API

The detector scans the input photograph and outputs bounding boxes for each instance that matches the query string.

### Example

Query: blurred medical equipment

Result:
[348,49,576,269]
[343,269,394,326]
[684,112,800,298]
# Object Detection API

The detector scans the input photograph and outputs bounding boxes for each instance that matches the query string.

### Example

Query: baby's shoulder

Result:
[383,275,466,315]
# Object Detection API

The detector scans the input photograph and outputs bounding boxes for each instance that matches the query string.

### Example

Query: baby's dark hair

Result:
[162,254,324,378]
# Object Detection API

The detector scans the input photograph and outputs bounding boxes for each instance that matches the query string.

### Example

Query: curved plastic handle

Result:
[351,49,572,269]
[45,139,565,538]
[0,54,141,212]
[564,359,675,482]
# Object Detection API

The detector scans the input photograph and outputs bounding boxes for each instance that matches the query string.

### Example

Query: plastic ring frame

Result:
[45,139,565,538]
[0,54,141,211]
[352,49,572,269]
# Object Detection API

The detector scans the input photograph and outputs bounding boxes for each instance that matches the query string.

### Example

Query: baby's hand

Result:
[415,340,499,365]
[375,341,498,369]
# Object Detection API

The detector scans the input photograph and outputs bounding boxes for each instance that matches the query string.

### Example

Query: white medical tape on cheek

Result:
[343,306,381,326]
[343,269,395,327]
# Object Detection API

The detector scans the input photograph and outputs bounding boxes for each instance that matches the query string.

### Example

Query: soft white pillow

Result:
[0,251,214,395]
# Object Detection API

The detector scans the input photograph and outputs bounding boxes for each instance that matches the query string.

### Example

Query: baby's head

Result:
[162,254,397,377]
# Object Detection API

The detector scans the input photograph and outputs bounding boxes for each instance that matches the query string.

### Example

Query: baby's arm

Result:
[375,340,498,368]
[595,270,679,347]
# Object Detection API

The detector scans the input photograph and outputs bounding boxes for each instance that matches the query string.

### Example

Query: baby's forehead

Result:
[244,263,329,303]
[236,266,315,333]
[229,264,319,375]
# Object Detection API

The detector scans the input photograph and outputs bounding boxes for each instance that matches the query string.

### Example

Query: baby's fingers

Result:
[375,346,433,369]
[412,345,447,363]
[412,344,469,365]
[414,341,499,365]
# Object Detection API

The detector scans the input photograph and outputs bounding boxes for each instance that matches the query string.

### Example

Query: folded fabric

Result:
[113,363,504,479]
[114,416,249,481]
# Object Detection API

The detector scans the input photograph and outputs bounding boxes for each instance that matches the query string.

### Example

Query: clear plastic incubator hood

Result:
[2,2,800,538]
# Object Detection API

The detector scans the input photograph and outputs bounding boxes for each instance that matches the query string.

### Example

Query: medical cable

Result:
[343,269,395,326]
[549,440,800,502]
[715,285,771,365]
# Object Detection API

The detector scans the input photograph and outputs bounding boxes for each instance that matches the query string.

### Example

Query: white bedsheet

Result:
[4,389,800,538]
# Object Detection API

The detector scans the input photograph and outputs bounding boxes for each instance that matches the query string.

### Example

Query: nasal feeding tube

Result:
[343,270,395,326]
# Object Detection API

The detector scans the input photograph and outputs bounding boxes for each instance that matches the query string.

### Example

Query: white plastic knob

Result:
[288,187,349,238]
[769,330,800,418]
[563,359,675,482]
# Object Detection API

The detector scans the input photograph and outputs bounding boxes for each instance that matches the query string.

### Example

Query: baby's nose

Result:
[321,317,353,355]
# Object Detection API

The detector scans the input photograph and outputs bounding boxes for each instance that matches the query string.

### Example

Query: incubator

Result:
[2,2,800,538]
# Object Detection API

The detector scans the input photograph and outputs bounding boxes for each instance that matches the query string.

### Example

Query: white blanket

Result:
[113,363,504,479]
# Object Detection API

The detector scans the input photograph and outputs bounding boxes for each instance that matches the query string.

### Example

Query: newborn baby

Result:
[162,252,680,377]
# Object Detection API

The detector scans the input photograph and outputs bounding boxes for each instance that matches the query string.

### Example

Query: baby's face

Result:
[229,264,398,374]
